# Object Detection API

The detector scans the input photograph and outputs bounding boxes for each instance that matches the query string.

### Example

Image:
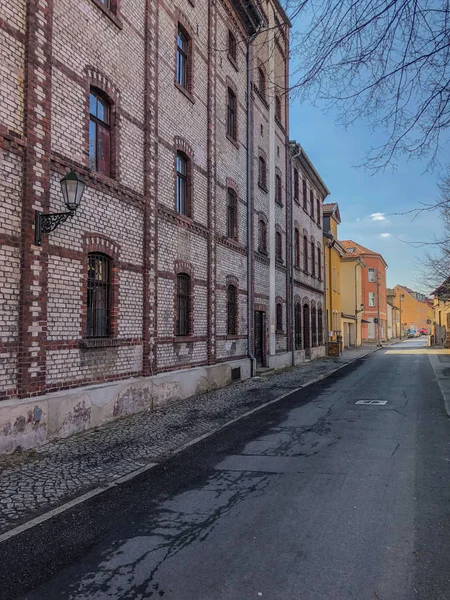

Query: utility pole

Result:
[376,269,381,346]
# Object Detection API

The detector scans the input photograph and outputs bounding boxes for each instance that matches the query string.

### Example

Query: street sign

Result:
[374,318,379,324]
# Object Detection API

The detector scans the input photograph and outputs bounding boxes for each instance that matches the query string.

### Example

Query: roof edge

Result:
[289,140,330,198]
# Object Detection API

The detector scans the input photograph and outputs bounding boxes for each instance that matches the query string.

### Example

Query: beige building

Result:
[340,253,365,347]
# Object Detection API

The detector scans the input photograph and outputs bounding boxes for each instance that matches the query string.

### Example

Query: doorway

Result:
[254,311,265,366]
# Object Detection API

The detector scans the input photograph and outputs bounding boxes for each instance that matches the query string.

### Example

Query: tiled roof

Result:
[322,203,337,214]
[340,240,388,267]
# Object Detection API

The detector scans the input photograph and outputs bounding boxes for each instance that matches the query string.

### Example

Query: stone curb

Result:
[0,344,384,544]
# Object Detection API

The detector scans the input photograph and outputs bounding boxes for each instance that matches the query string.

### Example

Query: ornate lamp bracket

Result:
[34,210,75,246]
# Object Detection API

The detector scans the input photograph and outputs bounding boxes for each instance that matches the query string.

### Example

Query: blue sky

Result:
[289,101,446,294]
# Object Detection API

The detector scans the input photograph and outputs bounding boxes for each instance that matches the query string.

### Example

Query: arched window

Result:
[294,228,300,268]
[318,308,324,345]
[275,95,282,121]
[176,26,190,90]
[302,179,307,209]
[227,88,237,140]
[295,302,302,349]
[276,302,283,332]
[176,152,190,216]
[303,235,308,272]
[258,219,267,253]
[258,68,266,98]
[275,174,282,205]
[176,273,191,336]
[311,241,315,276]
[276,231,283,262]
[87,253,111,338]
[294,169,299,203]
[311,305,317,346]
[227,285,237,335]
[258,156,267,189]
[89,89,111,176]
[227,188,237,239]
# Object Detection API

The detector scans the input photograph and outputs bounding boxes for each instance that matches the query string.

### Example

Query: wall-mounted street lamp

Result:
[35,170,86,246]
[356,303,364,314]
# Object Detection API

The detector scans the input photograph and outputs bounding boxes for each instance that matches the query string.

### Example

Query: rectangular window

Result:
[227,188,236,239]
[227,285,237,335]
[310,190,314,220]
[369,292,376,306]
[176,153,189,216]
[276,303,283,332]
[295,229,300,268]
[89,91,111,177]
[275,174,282,205]
[176,27,189,90]
[87,254,111,338]
[228,30,237,62]
[227,89,237,140]
[294,169,299,203]
[303,179,307,209]
[317,246,321,279]
[311,241,315,276]
[303,236,308,272]
[276,231,283,262]
[368,268,375,282]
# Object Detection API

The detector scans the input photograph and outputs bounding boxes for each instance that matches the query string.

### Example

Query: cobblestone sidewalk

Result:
[0,345,380,534]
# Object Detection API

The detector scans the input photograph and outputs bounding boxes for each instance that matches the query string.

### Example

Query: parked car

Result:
[418,328,428,335]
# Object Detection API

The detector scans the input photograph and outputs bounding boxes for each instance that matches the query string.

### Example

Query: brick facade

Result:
[0,0,328,451]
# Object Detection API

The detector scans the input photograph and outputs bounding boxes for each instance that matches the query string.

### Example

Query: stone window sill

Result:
[90,0,123,29]
[226,133,239,149]
[175,82,195,104]
[228,53,238,71]
[80,338,121,349]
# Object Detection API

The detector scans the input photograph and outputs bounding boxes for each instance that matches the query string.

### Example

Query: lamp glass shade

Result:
[60,170,86,211]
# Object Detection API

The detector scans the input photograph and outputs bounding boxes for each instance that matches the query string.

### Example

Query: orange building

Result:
[340,241,388,342]
[393,285,429,334]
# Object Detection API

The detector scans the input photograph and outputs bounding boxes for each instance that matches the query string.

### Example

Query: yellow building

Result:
[340,252,366,347]
[323,203,345,346]
[393,285,429,335]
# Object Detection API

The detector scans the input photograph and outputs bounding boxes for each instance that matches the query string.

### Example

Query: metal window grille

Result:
[227,189,236,238]
[228,30,237,60]
[176,153,188,215]
[176,28,189,89]
[318,309,323,345]
[176,274,190,336]
[227,285,237,335]
[89,90,111,176]
[295,303,302,349]
[87,253,111,338]
[276,232,282,261]
[303,236,308,272]
[227,89,236,139]
[259,220,267,252]
[311,306,317,346]
[276,303,283,332]
[259,157,266,188]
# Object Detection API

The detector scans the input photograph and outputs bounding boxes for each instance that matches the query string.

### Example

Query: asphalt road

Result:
[1,338,450,600]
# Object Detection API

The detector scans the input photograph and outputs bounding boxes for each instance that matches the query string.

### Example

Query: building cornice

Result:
[289,141,330,198]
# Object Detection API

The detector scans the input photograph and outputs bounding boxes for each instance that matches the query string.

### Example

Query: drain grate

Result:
[355,400,387,405]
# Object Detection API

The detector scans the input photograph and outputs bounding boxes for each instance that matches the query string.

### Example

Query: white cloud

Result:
[370,212,386,221]
[380,233,391,238]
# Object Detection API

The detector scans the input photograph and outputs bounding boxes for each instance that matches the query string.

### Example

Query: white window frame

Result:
[368,292,375,307]
[368,268,375,282]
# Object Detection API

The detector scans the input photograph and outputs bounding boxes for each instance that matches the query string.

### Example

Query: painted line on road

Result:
[0,346,384,545]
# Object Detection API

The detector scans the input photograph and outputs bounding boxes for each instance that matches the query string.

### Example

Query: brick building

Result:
[0,0,327,452]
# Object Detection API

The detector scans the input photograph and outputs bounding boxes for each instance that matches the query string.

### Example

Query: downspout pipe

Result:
[289,145,302,366]
[323,231,334,352]
[247,26,262,377]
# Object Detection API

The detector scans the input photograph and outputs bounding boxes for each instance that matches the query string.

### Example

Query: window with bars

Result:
[295,302,302,349]
[227,88,237,140]
[294,169,299,203]
[228,30,237,62]
[310,189,314,219]
[89,90,111,177]
[318,308,323,345]
[317,246,322,279]
[176,27,189,90]
[87,253,111,338]
[294,229,300,268]
[258,219,267,253]
[303,179,307,209]
[227,188,236,239]
[258,68,266,99]
[275,174,282,205]
[227,285,237,335]
[275,95,282,121]
[258,156,267,189]
[303,235,308,272]
[276,231,283,262]
[276,302,283,332]
[176,152,189,216]
[311,306,317,346]
[176,273,191,336]
[311,241,315,276]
